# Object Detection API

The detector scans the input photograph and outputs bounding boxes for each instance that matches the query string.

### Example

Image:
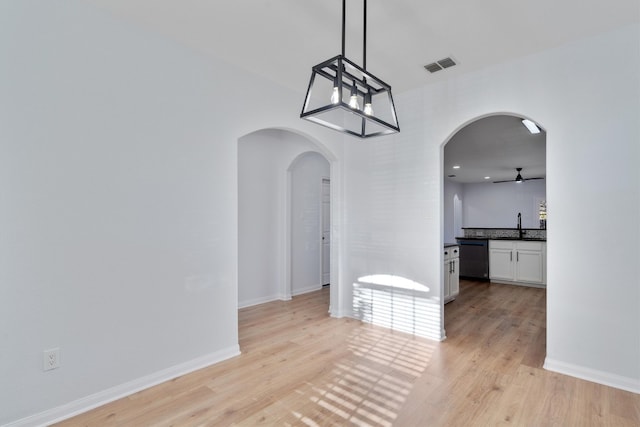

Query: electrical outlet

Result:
[43,348,60,371]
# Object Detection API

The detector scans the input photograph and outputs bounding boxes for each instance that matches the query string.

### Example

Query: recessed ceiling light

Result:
[522,119,540,134]
[484,176,490,180]
[452,165,461,169]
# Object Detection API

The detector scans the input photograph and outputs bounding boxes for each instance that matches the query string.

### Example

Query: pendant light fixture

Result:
[300,0,400,138]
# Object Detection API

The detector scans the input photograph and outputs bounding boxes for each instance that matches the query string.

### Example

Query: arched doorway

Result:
[441,113,547,334]
[238,128,340,315]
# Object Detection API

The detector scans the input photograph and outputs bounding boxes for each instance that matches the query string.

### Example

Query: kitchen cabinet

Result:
[489,240,546,286]
[488,244,514,281]
[444,246,460,303]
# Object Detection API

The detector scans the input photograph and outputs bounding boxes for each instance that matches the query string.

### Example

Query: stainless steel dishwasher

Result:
[457,239,489,280]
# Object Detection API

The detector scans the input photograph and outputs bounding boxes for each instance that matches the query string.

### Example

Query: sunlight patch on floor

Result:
[290,323,435,426]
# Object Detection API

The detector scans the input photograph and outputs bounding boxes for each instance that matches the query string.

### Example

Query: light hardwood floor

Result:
[57,280,640,426]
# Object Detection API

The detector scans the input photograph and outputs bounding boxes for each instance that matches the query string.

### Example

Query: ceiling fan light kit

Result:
[300,0,400,138]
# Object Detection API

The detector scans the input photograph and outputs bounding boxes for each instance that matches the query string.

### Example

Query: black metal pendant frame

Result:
[300,0,400,138]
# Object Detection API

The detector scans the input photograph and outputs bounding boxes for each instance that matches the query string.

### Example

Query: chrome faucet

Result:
[517,212,523,239]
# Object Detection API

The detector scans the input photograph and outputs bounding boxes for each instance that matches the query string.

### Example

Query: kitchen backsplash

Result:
[462,228,547,240]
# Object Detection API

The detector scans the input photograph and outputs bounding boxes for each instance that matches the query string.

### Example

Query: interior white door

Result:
[321,178,330,285]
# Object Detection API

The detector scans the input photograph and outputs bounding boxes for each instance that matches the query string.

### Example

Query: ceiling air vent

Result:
[424,57,457,73]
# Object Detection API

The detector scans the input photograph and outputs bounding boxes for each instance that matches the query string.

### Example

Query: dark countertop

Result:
[456,236,547,242]
[456,236,489,240]
[462,227,543,230]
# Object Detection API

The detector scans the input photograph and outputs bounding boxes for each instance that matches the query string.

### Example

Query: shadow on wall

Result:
[353,274,440,338]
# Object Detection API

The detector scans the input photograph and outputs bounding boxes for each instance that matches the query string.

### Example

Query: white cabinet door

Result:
[443,246,459,303]
[449,257,460,297]
[444,260,451,300]
[515,249,544,284]
[489,248,514,281]
[489,240,546,286]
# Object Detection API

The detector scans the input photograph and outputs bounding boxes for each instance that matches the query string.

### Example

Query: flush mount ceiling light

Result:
[522,119,541,134]
[300,0,400,138]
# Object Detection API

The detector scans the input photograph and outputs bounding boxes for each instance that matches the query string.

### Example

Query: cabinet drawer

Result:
[449,246,459,258]
[444,246,459,260]
[489,240,514,250]
[516,241,544,251]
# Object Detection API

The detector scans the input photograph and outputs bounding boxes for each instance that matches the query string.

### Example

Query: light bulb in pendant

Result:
[349,82,360,110]
[363,92,373,116]
[349,94,360,110]
[330,77,340,104]
[331,87,340,104]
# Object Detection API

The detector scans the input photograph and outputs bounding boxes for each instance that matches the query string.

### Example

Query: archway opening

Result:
[237,128,338,320]
[441,113,547,350]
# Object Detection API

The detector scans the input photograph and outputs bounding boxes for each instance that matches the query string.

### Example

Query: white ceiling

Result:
[86,0,639,94]
[84,1,636,182]
[444,115,546,184]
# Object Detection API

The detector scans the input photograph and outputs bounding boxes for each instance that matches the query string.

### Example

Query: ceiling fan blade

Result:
[493,167,545,183]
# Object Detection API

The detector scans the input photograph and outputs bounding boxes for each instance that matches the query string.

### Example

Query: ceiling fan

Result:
[493,167,544,183]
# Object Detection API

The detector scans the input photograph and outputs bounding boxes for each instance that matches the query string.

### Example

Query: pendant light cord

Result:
[363,0,367,70]
[341,0,346,57]
[342,0,368,70]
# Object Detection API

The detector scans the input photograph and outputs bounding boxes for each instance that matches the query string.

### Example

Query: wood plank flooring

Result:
[57,280,640,426]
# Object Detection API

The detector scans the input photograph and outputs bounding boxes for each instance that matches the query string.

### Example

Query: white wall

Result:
[462,180,546,228]
[344,91,444,339]
[443,180,464,242]
[343,24,639,391]
[238,131,328,308]
[291,152,330,295]
[0,2,343,425]
[1,2,638,424]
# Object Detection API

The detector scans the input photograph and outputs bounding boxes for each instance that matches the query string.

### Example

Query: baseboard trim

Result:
[544,357,640,394]
[330,307,348,318]
[489,279,546,289]
[239,287,323,309]
[6,345,241,427]
[292,284,322,296]
[238,294,281,309]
